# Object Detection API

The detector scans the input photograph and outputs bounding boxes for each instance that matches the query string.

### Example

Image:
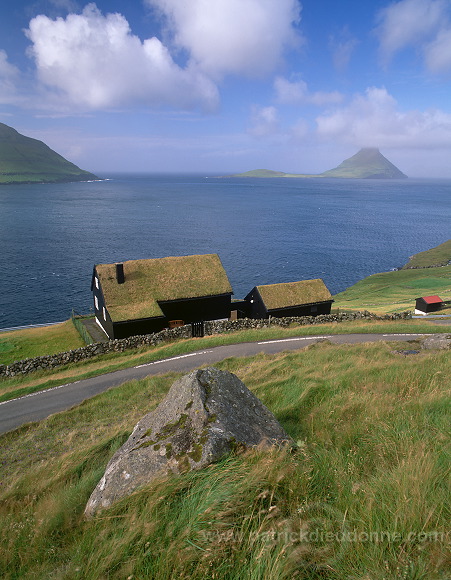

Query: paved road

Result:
[0,333,434,435]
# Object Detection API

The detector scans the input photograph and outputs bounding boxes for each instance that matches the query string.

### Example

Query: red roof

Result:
[421,295,443,304]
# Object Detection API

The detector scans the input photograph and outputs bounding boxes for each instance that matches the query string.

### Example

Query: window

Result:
[94,296,99,310]
[95,277,99,289]
[103,307,107,321]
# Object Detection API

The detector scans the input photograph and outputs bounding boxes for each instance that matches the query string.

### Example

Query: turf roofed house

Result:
[91,254,233,339]
[244,279,333,319]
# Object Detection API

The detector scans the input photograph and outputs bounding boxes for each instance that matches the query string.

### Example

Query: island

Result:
[0,122,99,184]
[228,147,407,180]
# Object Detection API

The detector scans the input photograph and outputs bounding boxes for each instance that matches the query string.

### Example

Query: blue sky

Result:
[1,0,451,176]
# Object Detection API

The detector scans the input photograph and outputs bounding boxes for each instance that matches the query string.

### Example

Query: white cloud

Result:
[248,105,280,136]
[25,3,219,111]
[315,86,451,149]
[0,50,20,104]
[376,0,451,72]
[424,28,451,72]
[274,76,343,106]
[146,0,303,79]
[329,28,359,72]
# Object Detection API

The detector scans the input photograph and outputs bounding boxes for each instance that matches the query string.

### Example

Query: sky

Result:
[1,0,451,177]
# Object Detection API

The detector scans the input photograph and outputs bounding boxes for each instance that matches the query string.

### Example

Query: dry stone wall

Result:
[0,311,411,379]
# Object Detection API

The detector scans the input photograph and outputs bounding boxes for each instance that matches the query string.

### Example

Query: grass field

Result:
[0,341,449,579]
[333,265,451,313]
[0,321,85,366]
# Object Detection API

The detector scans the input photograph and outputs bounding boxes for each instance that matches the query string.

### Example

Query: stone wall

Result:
[204,310,411,335]
[0,324,192,378]
[0,311,411,379]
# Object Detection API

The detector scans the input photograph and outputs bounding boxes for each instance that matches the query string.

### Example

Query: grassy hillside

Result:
[402,239,451,269]
[334,240,451,313]
[334,265,451,313]
[0,123,98,184]
[0,341,449,579]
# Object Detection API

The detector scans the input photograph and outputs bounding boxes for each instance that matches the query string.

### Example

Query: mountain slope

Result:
[0,123,99,184]
[229,147,407,179]
[320,147,407,179]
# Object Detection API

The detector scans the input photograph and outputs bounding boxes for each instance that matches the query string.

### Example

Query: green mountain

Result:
[229,147,407,179]
[0,122,99,184]
[320,148,407,179]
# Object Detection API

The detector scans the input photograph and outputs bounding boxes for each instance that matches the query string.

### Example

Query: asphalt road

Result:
[0,333,434,435]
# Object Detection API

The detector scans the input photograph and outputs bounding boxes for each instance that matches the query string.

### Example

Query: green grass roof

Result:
[257,279,332,310]
[96,254,232,322]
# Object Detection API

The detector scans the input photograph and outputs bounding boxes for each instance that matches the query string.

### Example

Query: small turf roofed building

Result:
[415,295,443,315]
[244,279,334,319]
[91,254,233,339]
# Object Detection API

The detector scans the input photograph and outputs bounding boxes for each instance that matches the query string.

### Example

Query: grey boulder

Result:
[85,367,292,516]
[422,334,451,350]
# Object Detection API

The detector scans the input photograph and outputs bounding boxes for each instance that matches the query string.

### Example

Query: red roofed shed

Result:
[415,295,443,314]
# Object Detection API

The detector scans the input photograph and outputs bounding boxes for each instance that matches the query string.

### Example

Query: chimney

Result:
[115,262,125,284]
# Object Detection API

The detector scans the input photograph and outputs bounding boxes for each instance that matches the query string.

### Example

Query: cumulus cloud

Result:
[25,3,219,111]
[376,0,451,72]
[274,76,343,106]
[146,0,302,79]
[315,86,451,149]
[0,50,21,104]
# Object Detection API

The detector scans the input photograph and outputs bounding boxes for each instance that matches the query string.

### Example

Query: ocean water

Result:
[0,174,449,328]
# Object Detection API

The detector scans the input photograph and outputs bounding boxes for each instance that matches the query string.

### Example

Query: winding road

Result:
[0,333,434,435]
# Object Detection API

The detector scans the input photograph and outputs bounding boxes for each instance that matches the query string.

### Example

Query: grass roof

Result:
[96,254,232,322]
[257,279,332,310]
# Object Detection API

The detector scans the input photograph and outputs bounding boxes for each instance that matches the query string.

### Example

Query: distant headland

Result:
[227,148,408,180]
[0,122,99,184]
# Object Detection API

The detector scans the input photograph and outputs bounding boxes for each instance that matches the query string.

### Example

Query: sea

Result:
[0,174,450,329]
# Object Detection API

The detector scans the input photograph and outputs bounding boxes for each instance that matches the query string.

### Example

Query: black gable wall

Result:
[158,294,232,325]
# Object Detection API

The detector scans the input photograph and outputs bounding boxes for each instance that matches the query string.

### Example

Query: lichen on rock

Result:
[85,367,292,516]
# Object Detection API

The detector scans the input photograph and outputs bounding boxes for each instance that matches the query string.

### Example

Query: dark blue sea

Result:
[0,174,449,328]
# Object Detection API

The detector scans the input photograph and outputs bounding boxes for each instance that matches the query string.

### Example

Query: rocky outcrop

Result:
[85,368,292,516]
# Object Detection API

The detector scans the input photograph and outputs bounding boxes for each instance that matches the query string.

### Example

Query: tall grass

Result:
[0,342,449,579]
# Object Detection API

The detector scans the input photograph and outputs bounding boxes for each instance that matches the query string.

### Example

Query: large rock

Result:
[421,334,451,350]
[85,367,292,516]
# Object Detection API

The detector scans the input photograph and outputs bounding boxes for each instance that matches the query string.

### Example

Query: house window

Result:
[94,296,99,310]
[311,305,318,313]
[95,277,99,289]
[103,307,107,321]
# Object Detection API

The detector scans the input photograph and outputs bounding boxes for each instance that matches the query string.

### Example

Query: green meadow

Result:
[0,341,449,579]
[333,265,451,313]
[1,239,449,578]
